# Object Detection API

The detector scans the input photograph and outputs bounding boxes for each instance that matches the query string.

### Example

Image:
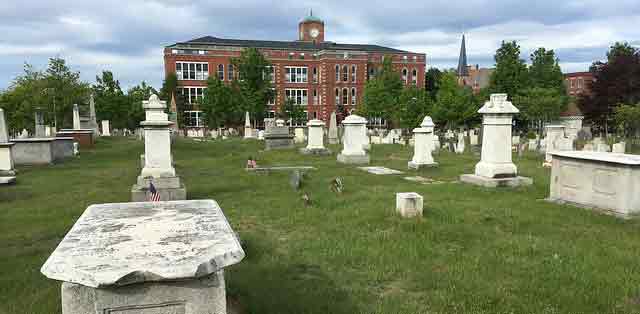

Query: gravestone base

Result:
[328,138,339,145]
[408,161,438,170]
[337,153,370,164]
[61,270,227,314]
[130,176,186,201]
[460,174,533,188]
[299,147,331,155]
[0,176,16,185]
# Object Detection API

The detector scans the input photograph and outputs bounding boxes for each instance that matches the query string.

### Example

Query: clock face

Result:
[310,28,320,38]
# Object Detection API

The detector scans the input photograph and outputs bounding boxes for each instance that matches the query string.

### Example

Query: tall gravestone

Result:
[131,95,186,201]
[460,94,532,187]
[300,119,330,155]
[101,120,110,136]
[0,108,16,184]
[408,116,437,169]
[337,114,369,164]
[243,111,254,139]
[72,104,81,130]
[88,94,99,136]
[34,111,46,137]
[328,111,339,144]
[543,125,567,166]
[41,200,245,314]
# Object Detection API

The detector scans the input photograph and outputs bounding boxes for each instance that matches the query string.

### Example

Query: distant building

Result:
[564,71,594,97]
[455,35,493,94]
[163,11,426,130]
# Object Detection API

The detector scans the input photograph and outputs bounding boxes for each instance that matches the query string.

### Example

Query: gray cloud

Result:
[1,0,639,90]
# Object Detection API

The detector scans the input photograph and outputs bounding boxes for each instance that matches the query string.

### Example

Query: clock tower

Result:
[298,10,324,43]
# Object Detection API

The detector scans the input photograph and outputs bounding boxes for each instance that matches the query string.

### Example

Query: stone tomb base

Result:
[0,176,16,185]
[299,147,331,155]
[131,176,186,201]
[460,174,533,188]
[62,270,226,314]
[264,127,294,150]
[407,161,438,169]
[337,153,370,164]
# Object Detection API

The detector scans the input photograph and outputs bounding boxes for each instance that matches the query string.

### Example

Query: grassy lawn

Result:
[2,136,640,314]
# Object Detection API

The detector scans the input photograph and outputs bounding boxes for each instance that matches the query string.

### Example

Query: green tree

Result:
[513,87,568,136]
[425,68,442,99]
[360,56,403,125]
[528,48,565,91]
[200,77,233,129]
[281,98,306,125]
[614,104,640,137]
[126,81,158,130]
[232,48,274,123]
[394,86,433,129]
[44,57,90,128]
[432,71,479,129]
[93,71,129,129]
[488,41,529,99]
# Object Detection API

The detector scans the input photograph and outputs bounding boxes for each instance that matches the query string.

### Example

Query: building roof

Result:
[169,36,413,54]
[564,71,593,78]
[301,9,323,23]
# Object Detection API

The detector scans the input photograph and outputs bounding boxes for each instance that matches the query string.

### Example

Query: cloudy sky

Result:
[1,0,639,90]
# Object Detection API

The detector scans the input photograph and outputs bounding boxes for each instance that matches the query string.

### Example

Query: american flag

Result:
[148,182,161,202]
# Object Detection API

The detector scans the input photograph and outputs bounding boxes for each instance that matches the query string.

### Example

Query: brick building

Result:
[163,12,426,129]
[564,71,594,96]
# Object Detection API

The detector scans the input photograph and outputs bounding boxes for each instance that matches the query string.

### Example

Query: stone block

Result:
[460,174,533,188]
[396,192,424,218]
[299,147,331,155]
[337,153,370,164]
[0,176,16,185]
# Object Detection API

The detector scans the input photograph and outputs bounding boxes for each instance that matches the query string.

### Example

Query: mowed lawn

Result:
[2,136,640,314]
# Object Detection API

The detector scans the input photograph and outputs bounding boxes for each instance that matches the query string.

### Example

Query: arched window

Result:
[351,65,356,82]
[335,88,340,105]
[228,64,234,81]
[342,65,348,82]
[217,64,224,80]
[412,69,417,85]
[342,88,348,105]
[335,65,340,82]
[351,88,356,105]
[402,68,408,84]
[313,67,318,83]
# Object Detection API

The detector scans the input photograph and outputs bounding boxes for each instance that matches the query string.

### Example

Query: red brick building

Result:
[564,71,594,96]
[163,12,426,128]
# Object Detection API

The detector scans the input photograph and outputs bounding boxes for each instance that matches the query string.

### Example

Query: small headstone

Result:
[612,142,626,154]
[289,170,303,191]
[73,142,79,155]
[358,166,403,175]
[396,192,424,218]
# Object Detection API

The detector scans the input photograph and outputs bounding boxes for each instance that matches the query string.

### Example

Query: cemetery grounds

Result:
[1,137,640,314]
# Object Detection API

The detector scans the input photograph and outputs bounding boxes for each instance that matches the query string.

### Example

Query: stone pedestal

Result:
[547,151,640,218]
[408,116,437,169]
[57,129,94,149]
[328,111,339,144]
[300,119,330,155]
[264,126,294,150]
[41,200,245,314]
[131,95,186,201]
[101,120,111,136]
[460,94,532,187]
[337,115,369,164]
[396,192,424,218]
[294,128,306,144]
[544,125,566,166]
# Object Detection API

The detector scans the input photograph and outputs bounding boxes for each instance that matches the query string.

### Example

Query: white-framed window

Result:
[351,65,356,83]
[335,88,340,105]
[264,66,275,82]
[412,69,417,85]
[335,65,340,81]
[178,87,206,104]
[176,62,208,80]
[285,89,308,105]
[285,66,308,83]
[402,68,408,84]
[342,88,348,105]
[342,65,348,82]
[228,64,235,81]
[351,88,356,105]
[312,67,318,83]
[570,79,576,88]
[184,110,203,127]
[217,64,224,80]
[313,89,318,105]
[267,88,276,106]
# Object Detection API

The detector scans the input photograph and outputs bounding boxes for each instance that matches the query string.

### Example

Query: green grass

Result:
[2,136,640,314]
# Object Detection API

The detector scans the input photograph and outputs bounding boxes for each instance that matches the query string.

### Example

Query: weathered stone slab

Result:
[460,174,533,188]
[358,166,403,175]
[396,192,424,218]
[41,200,245,288]
[0,176,16,185]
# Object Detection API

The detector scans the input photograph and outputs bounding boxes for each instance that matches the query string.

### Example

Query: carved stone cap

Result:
[41,200,245,288]
[342,114,367,125]
[420,116,434,128]
[142,94,167,110]
[307,119,325,127]
[478,93,519,114]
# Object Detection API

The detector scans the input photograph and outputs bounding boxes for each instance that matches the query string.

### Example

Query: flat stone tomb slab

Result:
[403,176,443,184]
[358,166,404,175]
[247,166,316,173]
[41,200,245,288]
[548,151,640,218]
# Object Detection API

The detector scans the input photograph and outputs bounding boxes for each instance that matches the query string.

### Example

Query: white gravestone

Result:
[131,95,186,201]
[300,119,330,155]
[72,104,81,130]
[408,116,437,169]
[34,111,46,137]
[544,125,567,166]
[548,151,640,218]
[257,130,265,140]
[328,111,339,144]
[597,143,611,152]
[243,111,254,139]
[612,142,626,153]
[460,94,533,187]
[396,192,424,218]
[455,132,465,154]
[294,128,306,144]
[88,94,99,136]
[41,200,245,314]
[101,120,110,136]
[0,108,16,182]
[337,115,370,164]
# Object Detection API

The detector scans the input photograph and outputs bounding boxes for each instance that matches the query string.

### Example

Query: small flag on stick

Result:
[148,182,161,202]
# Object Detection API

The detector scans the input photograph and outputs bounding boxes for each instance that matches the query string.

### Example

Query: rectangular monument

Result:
[264,119,294,150]
[11,137,74,165]
[41,200,245,314]
[547,151,640,218]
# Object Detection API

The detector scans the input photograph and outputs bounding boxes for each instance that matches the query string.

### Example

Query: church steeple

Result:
[457,34,469,77]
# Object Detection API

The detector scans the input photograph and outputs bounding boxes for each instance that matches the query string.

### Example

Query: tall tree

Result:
[528,48,565,91]
[425,68,442,99]
[394,86,433,129]
[360,56,403,126]
[93,71,129,129]
[232,48,274,124]
[280,97,306,125]
[513,87,568,136]
[488,41,529,99]
[432,71,479,129]
[127,81,158,130]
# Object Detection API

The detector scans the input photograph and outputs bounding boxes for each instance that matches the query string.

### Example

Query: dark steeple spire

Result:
[457,34,469,77]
